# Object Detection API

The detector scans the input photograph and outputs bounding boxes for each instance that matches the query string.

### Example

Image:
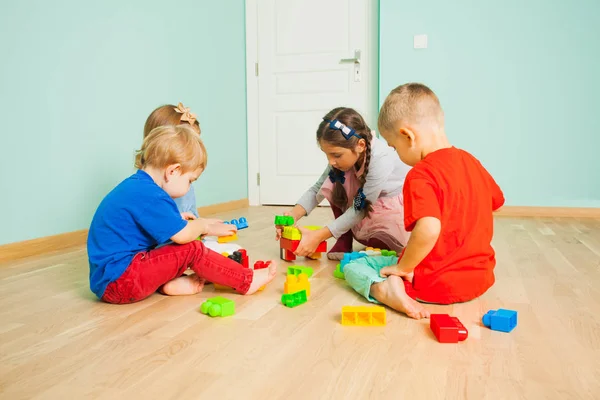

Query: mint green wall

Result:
[379,0,600,208]
[0,0,247,245]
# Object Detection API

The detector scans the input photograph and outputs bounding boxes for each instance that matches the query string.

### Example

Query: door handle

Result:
[340,49,361,64]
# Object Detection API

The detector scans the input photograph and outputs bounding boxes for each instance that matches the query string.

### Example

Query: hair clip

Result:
[328,168,346,184]
[353,188,367,211]
[174,102,197,126]
[323,118,361,140]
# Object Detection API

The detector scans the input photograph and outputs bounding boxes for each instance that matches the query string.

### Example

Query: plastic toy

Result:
[430,314,468,343]
[279,226,327,261]
[341,306,386,326]
[253,260,272,270]
[200,296,235,317]
[225,217,248,230]
[281,290,307,308]
[274,215,294,226]
[287,265,313,278]
[482,309,517,332]
[218,233,238,243]
[284,273,310,297]
[333,264,345,279]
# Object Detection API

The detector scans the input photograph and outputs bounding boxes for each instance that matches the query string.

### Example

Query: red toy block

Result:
[279,238,327,261]
[238,249,249,268]
[253,260,272,270]
[430,314,468,343]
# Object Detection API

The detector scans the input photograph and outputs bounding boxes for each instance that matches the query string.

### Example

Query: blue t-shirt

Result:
[87,170,187,298]
[174,186,199,217]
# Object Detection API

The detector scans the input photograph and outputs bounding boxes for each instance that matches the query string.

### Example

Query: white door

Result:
[255,0,375,205]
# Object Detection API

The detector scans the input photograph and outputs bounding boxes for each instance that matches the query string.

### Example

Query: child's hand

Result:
[201,218,224,225]
[380,265,414,284]
[275,212,294,241]
[294,227,322,256]
[207,222,237,237]
[181,212,197,220]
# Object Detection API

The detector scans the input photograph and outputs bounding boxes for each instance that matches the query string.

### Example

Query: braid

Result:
[357,135,374,215]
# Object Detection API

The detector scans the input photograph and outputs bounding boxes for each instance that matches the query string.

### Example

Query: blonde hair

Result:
[144,104,201,137]
[378,83,444,132]
[134,125,207,172]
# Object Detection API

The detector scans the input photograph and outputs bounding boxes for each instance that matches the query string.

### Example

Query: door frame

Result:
[245,0,379,206]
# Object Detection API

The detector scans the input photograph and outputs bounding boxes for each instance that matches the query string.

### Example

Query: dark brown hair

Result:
[317,107,373,215]
[144,104,201,138]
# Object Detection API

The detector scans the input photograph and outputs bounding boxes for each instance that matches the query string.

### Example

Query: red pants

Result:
[102,241,253,304]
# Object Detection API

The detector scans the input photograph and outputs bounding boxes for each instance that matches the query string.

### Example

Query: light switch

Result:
[414,34,428,49]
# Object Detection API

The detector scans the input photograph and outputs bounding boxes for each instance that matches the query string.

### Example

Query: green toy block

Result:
[287,265,314,278]
[281,290,307,308]
[274,215,294,226]
[333,263,345,280]
[200,296,235,317]
[381,250,397,257]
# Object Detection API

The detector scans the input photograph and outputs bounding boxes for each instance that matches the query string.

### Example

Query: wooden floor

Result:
[1,206,600,399]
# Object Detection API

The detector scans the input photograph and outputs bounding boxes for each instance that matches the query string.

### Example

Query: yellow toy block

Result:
[283,273,310,297]
[303,225,322,231]
[218,234,238,243]
[221,252,229,257]
[341,306,386,326]
[281,227,301,240]
[214,283,230,290]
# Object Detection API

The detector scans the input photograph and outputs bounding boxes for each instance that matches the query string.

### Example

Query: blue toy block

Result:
[224,217,248,230]
[482,309,517,332]
[237,217,248,229]
[339,252,367,272]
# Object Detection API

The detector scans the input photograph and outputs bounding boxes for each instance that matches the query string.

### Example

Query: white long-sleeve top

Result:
[296,136,411,238]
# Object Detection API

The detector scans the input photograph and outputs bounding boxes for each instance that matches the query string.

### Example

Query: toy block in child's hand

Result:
[228,217,248,230]
[482,309,517,332]
[341,306,386,326]
[274,215,294,226]
[281,290,307,308]
[281,227,302,240]
[254,260,272,270]
[284,273,310,297]
[200,296,235,317]
[217,233,238,243]
[430,314,468,343]
[287,265,313,278]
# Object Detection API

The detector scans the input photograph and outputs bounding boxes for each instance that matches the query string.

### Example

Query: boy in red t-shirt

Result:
[343,83,504,319]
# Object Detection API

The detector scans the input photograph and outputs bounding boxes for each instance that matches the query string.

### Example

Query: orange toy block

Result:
[218,234,238,243]
[283,273,310,297]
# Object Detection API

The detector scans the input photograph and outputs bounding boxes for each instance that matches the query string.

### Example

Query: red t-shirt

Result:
[401,147,505,304]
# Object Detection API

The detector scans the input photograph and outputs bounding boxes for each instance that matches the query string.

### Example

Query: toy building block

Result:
[253,260,272,270]
[200,296,235,317]
[227,249,249,268]
[380,250,397,257]
[333,264,345,279]
[339,252,367,272]
[279,237,327,262]
[218,233,238,243]
[482,309,517,333]
[230,217,248,230]
[281,226,302,240]
[284,273,310,297]
[341,306,386,326]
[274,215,294,226]
[430,314,468,343]
[287,265,313,278]
[281,290,307,308]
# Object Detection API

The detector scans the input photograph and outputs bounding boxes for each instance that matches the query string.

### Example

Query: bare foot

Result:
[162,274,206,296]
[245,261,277,295]
[370,276,430,319]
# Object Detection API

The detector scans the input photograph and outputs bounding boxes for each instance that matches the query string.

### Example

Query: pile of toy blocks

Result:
[281,266,313,308]
[279,226,327,261]
[213,248,270,291]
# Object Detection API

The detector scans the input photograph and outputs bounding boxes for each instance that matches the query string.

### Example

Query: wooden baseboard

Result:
[0,198,250,265]
[0,229,88,265]
[197,198,249,216]
[495,206,600,218]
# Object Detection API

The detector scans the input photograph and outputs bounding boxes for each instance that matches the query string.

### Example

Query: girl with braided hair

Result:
[275,107,411,260]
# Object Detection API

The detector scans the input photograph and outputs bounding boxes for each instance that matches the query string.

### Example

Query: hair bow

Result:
[328,168,346,184]
[323,118,361,140]
[174,102,197,126]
